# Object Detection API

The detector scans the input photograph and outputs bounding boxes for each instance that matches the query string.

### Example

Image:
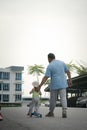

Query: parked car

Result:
[76,96,87,108]
[45,101,50,107]
[45,100,61,107]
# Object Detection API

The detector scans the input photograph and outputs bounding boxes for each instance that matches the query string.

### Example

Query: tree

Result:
[73,61,87,75]
[67,61,76,72]
[28,64,44,81]
[67,60,87,76]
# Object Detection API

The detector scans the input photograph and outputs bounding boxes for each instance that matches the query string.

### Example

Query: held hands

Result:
[37,85,41,91]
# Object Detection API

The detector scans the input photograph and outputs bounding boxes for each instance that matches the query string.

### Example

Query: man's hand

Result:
[37,85,41,91]
[68,79,72,87]
[37,76,48,91]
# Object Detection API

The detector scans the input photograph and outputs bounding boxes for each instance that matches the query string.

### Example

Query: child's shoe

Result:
[27,113,32,117]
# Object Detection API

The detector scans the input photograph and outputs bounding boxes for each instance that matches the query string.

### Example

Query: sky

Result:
[0,0,87,97]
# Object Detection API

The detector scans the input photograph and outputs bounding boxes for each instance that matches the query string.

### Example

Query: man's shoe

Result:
[62,110,67,118]
[45,112,54,117]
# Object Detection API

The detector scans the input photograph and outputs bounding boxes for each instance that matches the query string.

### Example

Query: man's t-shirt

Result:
[45,60,69,90]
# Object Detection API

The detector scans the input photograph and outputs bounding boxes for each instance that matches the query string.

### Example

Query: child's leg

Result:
[27,99,35,115]
[34,99,40,114]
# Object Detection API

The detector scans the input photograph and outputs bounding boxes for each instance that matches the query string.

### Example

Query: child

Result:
[27,81,42,117]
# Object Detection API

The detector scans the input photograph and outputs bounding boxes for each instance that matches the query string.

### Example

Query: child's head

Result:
[32,81,39,88]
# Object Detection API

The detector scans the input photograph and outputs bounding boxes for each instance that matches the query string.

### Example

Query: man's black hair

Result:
[48,53,55,59]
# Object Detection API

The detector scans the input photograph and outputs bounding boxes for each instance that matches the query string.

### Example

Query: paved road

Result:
[0,104,87,130]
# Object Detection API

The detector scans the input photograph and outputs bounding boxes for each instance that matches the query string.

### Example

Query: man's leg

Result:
[46,90,57,117]
[59,89,67,118]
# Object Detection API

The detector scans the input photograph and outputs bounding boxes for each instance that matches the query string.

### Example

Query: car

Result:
[45,101,50,107]
[76,96,87,108]
[45,100,61,107]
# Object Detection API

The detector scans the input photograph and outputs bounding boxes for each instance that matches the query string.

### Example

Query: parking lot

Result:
[0,103,87,130]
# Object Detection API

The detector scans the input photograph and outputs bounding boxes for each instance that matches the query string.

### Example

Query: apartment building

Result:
[0,66,24,106]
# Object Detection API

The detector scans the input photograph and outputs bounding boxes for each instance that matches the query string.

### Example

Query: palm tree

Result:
[67,60,87,76]
[28,64,44,81]
[67,61,76,72]
[73,61,87,75]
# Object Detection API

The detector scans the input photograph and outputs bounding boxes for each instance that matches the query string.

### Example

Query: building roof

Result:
[67,74,87,94]
[44,74,87,94]
[7,66,24,71]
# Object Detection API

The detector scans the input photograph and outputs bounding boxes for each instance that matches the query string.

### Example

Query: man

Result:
[38,53,72,118]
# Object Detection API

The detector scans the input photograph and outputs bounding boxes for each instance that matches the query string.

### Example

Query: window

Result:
[0,72,10,80]
[15,73,22,80]
[0,83,2,91]
[0,95,1,102]
[15,84,22,91]
[0,72,2,79]
[3,94,9,102]
[3,72,10,80]
[3,83,9,91]
[15,95,21,101]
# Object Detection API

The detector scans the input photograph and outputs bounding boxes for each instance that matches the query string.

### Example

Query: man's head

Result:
[48,53,55,63]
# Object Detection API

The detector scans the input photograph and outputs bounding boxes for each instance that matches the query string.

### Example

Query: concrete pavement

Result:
[0,104,87,130]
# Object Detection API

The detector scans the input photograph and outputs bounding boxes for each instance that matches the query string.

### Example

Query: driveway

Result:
[0,104,87,130]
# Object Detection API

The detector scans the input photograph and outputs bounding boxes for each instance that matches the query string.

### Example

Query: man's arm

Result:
[39,76,49,89]
[66,70,72,87]
[39,90,42,96]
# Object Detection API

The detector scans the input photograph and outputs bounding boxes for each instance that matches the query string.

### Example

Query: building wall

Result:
[0,66,24,104]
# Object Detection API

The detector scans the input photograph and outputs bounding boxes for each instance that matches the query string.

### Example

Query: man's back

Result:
[45,60,69,90]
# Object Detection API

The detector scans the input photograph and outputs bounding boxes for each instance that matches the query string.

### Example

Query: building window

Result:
[0,72,10,80]
[3,94,9,102]
[0,95,1,102]
[0,72,3,79]
[15,73,22,80]
[15,95,21,101]
[3,72,10,80]
[0,83,2,91]
[3,83,9,91]
[15,84,22,91]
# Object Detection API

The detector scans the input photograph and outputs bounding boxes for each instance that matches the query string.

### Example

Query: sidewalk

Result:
[0,105,87,130]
